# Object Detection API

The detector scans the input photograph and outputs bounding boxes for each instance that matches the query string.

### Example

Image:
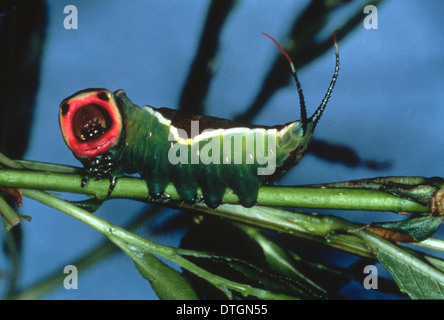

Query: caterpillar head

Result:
[59,89,123,159]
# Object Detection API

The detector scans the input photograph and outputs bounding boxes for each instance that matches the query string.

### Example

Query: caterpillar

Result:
[59,32,340,208]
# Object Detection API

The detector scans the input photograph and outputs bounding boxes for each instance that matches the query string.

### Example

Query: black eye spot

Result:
[61,103,70,115]
[97,91,109,101]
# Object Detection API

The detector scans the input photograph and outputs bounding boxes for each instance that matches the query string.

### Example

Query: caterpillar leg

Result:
[169,164,199,205]
[107,176,117,196]
[80,170,118,197]
[148,191,164,201]
[144,175,169,201]
[219,165,261,208]
[199,172,226,209]
[175,187,198,205]
[79,152,118,197]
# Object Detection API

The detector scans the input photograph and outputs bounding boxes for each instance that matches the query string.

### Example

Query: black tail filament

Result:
[262,30,340,135]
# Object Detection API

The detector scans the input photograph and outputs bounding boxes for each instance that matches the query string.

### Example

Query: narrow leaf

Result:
[357,229,444,299]
[379,215,444,242]
[111,237,199,300]
[236,224,327,298]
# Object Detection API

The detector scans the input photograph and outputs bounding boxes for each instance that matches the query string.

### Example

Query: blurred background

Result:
[0,0,443,299]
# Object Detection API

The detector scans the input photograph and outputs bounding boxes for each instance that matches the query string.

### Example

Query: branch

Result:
[0,168,433,214]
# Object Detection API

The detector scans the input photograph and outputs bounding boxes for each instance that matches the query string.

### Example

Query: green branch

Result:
[0,167,434,213]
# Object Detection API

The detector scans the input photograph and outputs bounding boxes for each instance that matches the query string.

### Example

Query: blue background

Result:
[2,0,443,299]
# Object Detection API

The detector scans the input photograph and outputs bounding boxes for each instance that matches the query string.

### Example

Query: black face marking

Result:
[61,103,70,115]
[97,91,109,101]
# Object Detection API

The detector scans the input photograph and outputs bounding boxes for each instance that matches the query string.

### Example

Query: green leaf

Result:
[112,237,199,300]
[378,250,444,299]
[236,224,327,299]
[180,217,325,299]
[380,215,444,242]
[357,229,444,299]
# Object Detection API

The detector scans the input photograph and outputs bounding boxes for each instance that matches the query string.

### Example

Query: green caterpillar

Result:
[59,32,339,208]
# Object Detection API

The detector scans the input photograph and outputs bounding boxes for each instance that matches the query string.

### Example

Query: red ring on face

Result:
[59,89,122,158]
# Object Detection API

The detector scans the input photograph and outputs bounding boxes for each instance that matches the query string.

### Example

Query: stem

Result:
[412,238,444,252]
[257,185,429,212]
[0,193,21,230]
[0,168,431,213]
[0,153,24,169]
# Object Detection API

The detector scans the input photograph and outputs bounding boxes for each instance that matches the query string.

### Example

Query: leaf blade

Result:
[110,237,199,300]
[357,229,444,299]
